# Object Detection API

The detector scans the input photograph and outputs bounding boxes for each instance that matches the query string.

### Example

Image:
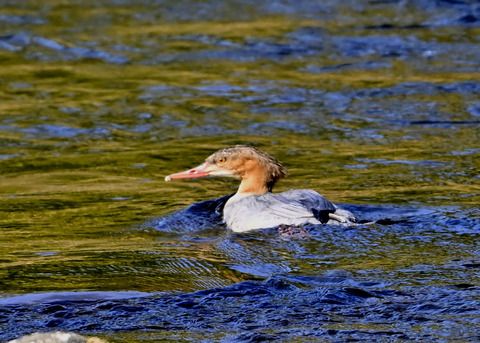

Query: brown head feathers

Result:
[206,145,287,192]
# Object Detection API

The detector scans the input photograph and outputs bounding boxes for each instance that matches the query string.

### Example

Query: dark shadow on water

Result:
[143,193,234,234]
[1,274,480,342]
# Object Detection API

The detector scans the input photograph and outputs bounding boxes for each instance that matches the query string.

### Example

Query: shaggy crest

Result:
[206,145,287,191]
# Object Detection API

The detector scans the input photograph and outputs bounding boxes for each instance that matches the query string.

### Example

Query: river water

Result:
[0,0,479,342]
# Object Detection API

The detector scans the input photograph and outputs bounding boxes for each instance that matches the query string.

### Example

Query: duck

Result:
[165,145,356,232]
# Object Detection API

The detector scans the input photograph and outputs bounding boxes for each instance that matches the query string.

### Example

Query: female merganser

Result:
[165,146,356,232]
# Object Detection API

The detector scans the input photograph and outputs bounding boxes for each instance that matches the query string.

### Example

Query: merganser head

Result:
[165,145,287,193]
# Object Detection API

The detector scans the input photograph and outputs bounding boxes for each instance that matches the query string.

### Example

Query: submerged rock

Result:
[8,331,107,343]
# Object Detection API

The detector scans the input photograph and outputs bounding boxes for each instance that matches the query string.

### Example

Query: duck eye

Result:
[217,157,227,164]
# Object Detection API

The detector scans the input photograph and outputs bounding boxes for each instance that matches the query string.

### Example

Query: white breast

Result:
[223,191,323,232]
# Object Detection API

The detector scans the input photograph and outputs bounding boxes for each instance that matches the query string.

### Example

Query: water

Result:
[0,0,479,342]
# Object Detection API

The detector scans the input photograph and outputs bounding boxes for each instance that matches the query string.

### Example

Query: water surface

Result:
[0,0,479,342]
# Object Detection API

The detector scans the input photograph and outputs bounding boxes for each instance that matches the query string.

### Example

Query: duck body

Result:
[165,146,356,232]
[224,189,340,232]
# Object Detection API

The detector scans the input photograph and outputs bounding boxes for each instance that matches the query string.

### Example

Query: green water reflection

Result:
[0,1,479,301]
